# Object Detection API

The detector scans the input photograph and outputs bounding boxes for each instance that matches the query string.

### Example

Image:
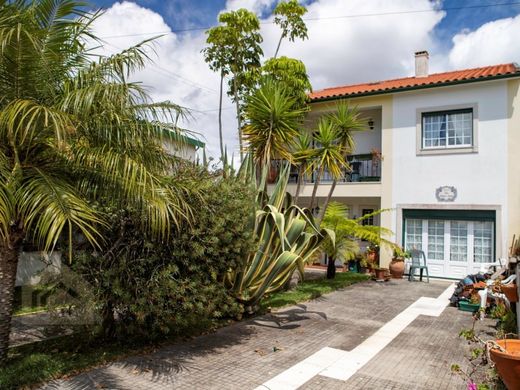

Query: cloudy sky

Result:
[87,0,520,160]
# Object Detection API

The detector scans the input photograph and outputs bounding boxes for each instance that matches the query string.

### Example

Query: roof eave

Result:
[309,72,520,103]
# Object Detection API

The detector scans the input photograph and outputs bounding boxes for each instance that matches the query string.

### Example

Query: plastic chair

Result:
[408,249,429,283]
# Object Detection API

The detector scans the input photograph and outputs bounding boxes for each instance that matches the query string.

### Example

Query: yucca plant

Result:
[225,156,331,310]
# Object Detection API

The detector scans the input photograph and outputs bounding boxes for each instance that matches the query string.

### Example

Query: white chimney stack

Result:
[415,50,429,78]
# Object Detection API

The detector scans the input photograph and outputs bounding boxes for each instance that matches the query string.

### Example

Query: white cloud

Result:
[88,0,455,161]
[449,14,520,69]
[225,0,276,14]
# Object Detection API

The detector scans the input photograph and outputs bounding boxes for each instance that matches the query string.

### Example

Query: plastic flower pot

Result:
[489,339,520,390]
[458,301,480,313]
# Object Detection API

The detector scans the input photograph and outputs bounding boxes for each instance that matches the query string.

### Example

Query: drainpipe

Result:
[517,262,520,334]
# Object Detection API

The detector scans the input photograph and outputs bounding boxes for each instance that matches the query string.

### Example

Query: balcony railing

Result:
[285,154,381,184]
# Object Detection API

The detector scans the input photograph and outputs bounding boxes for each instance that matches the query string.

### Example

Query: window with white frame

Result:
[427,220,444,260]
[405,219,423,250]
[473,221,493,263]
[422,109,473,149]
[450,221,468,262]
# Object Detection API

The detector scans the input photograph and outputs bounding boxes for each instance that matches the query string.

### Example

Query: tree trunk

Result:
[274,34,283,59]
[294,164,305,205]
[218,72,225,161]
[233,77,243,161]
[318,178,338,222]
[0,234,23,363]
[309,165,323,212]
[326,255,336,279]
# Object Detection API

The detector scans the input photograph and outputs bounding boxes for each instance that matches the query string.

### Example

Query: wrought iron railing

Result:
[283,154,381,184]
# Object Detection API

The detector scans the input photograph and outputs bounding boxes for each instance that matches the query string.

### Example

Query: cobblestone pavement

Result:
[39,279,494,390]
[10,311,72,347]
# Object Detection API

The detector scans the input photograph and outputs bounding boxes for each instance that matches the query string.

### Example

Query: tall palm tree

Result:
[308,118,347,212]
[242,79,306,169]
[292,133,314,204]
[319,102,367,220]
[0,0,191,362]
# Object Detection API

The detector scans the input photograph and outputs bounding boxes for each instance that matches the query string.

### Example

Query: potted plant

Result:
[374,267,388,281]
[359,257,371,274]
[366,244,379,264]
[458,293,481,313]
[489,339,520,390]
[389,247,409,279]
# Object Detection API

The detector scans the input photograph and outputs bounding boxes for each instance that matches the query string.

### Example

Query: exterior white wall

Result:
[390,81,509,257]
[163,139,198,161]
[351,108,382,155]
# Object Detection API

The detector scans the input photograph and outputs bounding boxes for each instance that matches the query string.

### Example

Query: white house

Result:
[293,51,520,279]
[163,132,205,161]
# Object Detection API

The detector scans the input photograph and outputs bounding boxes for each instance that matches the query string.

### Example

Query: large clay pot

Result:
[389,259,405,279]
[490,339,520,390]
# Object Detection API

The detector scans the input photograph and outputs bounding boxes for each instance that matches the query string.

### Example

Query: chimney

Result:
[415,50,429,78]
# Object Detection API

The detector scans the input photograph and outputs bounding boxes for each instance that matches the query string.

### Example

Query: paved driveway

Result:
[40,279,488,389]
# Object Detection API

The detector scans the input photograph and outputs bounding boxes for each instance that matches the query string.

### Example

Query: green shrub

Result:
[50,164,255,340]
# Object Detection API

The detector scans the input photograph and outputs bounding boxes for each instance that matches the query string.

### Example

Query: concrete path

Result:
[40,279,487,389]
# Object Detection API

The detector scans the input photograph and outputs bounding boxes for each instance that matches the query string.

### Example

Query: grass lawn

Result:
[1,272,369,389]
[261,271,370,310]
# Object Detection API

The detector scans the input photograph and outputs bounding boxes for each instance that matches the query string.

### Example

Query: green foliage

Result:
[261,272,369,310]
[320,202,396,265]
[261,57,311,109]
[225,157,331,310]
[50,165,255,339]
[243,79,307,166]
[203,8,263,157]
[0,0,190,362]
[273,0,308,57]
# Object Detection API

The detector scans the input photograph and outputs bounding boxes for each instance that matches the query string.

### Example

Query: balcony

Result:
[287,153,382,184]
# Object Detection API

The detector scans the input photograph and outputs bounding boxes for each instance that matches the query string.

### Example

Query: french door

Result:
[404,218,494,279]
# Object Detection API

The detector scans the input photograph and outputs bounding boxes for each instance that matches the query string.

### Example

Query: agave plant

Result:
[225,156,332,309]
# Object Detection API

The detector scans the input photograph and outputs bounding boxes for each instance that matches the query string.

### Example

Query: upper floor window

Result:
[422,109,473,149]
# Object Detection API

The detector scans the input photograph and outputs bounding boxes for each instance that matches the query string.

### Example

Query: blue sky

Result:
[91,0,520,51]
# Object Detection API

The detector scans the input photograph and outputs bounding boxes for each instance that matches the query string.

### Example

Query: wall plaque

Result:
[436,186,457,202]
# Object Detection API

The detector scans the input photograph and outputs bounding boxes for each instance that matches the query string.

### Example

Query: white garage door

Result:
[404,217,495,279]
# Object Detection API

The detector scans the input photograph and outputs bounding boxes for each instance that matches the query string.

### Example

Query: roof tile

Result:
[309,63,520,101]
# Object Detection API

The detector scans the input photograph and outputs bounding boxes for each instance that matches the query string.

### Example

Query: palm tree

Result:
[308,118,347,212]
[321,202,397,279]
[319,102,366,220]
[0,0,190,362]
[292,133,314,204]
[242,80,306,168]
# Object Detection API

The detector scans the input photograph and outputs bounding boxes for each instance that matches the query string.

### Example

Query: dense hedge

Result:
[58,165,255,340]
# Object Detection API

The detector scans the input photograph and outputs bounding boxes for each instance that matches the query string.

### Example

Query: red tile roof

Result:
[309,63,520,102]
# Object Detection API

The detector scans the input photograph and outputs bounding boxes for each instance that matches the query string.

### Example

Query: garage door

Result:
[403,210,495,279]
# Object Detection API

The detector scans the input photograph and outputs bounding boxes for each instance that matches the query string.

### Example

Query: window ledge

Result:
[416,146,478,156]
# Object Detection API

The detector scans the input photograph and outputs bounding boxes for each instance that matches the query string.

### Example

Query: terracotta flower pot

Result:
[389,258,405,279]
[490,339,520,390]
[501,284,519,303]
[374,268,387,281]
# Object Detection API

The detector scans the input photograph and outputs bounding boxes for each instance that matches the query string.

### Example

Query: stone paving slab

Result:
[39,279,483,390]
